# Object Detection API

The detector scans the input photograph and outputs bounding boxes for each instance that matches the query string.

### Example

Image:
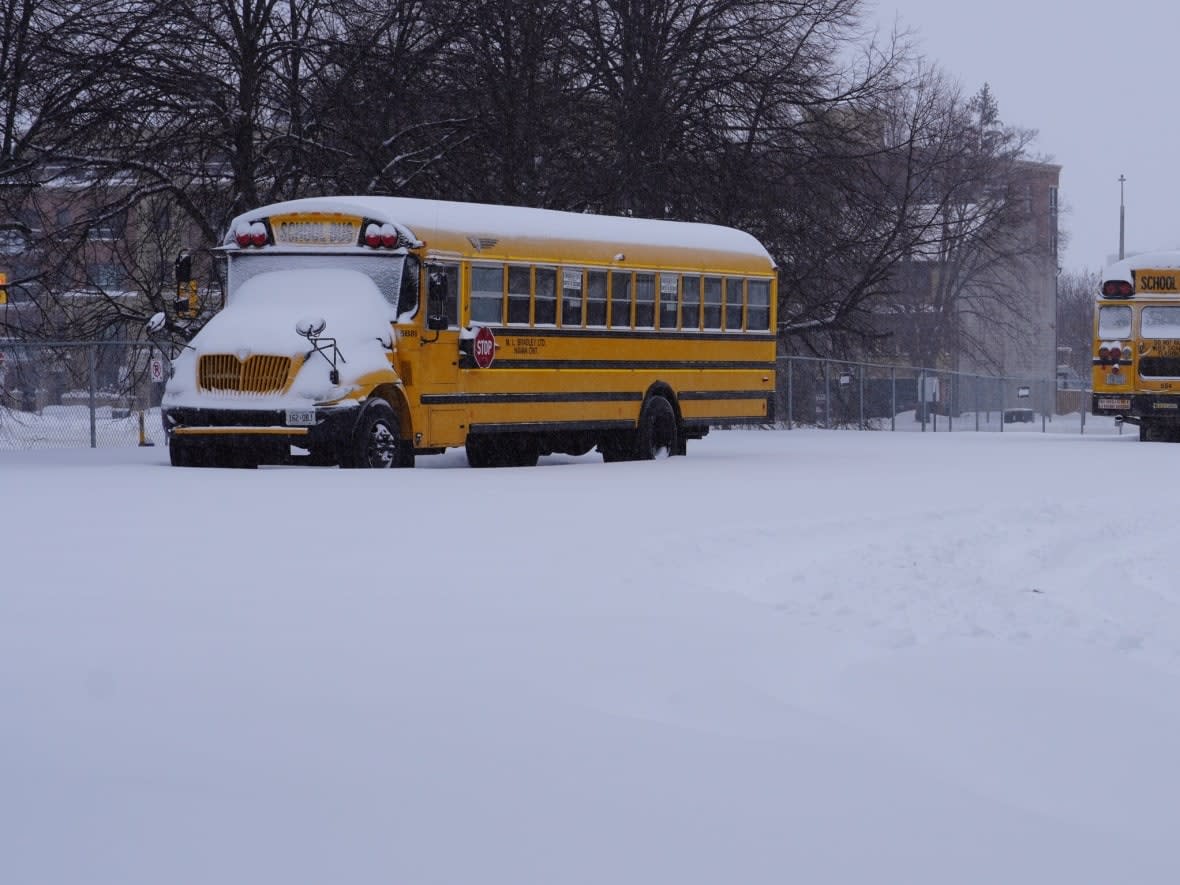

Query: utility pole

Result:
[1119,174,1126,260]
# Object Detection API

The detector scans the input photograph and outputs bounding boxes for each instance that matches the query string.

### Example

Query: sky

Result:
[874,0,1180,273]
[4,423,1180,884]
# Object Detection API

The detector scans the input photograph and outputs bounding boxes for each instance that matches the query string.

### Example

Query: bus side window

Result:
[427,262,459,327]
[471,265,504,324]
[610,271,632,328]
[682,276,701,330]
[508,265,531,325]
[586,271,607,326]
[398,255,421,318]
[724,278,743,331]
[703,277,722,329]
[747,279,770,331]
[659,273,678,329]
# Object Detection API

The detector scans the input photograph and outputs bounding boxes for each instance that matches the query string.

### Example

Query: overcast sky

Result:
[874,0,1180,273]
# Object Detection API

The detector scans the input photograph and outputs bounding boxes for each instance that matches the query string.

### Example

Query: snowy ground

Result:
[3,425,1177,884]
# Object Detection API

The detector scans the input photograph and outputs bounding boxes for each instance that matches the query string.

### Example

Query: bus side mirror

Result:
[427,314,448,332]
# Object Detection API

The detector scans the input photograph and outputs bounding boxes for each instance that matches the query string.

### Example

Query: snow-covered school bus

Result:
[159,197,778,467]
[1091,251,1180,441]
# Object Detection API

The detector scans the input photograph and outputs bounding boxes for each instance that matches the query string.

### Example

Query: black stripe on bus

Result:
[678,390,772,401]
[484,359,776,371]
[470,420,634,435]
[421,391,643,406]
[484,327,775,343]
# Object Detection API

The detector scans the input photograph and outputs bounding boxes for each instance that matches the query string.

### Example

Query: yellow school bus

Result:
[1091,251,1180,441]
[159,197,778,467]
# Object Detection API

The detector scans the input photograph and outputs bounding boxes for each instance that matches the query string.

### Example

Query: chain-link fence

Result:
[776,356,1096,434]
[0,340,168,449]
[0,342,1104,450]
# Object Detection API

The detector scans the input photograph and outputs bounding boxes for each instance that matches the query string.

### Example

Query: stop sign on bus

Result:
[473,326,496,368]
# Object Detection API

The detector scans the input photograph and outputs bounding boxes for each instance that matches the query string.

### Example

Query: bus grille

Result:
[198,354,292,393]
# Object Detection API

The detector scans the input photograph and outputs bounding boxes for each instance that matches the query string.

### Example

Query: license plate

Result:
[1105,373,1126,385]
[285,408,316,426]
[1097,398,1130,410]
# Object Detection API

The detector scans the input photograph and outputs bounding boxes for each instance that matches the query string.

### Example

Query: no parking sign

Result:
[150,357,165,382]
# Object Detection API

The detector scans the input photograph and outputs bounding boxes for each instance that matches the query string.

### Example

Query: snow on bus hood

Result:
[164,268,397,409]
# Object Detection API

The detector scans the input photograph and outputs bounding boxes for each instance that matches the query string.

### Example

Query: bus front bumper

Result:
[162,404,358,451]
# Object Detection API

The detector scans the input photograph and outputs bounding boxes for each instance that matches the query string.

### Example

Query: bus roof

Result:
[227,196,776,274]
[1102,250,1180,282]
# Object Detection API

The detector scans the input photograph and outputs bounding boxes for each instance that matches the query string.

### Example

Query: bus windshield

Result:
[228,252,407,309]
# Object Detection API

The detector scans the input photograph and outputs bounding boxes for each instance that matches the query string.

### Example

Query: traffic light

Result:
[173,250,197,318]
[0,271,7,306]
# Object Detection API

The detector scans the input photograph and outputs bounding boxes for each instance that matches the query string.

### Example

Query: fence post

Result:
[890,366,896,432]
[88,344,97,448]
[787,358,794,429]
[824,360,831,428]
[859,369,865,428]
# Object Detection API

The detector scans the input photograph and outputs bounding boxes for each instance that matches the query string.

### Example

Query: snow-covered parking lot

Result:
[3,426,1178,884]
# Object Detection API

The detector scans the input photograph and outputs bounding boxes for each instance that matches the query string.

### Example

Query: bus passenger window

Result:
[659,274,678,329]
[635,273,655,328]
[508,266,531,324]
[611,271,632,328]
[562,269,584,327]
[535,267,557,325]
[426,262,458,327]
[703,277,722,329]
[724,278,743,331]
[471,265,504,324]
[586,271,607,326]
[747,279,770,331]
[682,276,701,329]
[397,255,421,318]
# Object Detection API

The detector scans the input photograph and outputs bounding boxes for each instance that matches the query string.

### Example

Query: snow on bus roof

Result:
[228,196,773,263]
[1102,250,1180,281]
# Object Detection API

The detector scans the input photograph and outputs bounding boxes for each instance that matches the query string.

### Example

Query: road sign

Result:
[150,357,165,382]
[473,326,496,368]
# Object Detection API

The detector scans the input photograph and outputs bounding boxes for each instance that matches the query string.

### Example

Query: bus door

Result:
[418,262,465,444]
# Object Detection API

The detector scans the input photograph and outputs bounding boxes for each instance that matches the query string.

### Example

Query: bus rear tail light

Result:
[1102,280,1134,297]
[1099,345,1110,364]
[1109,345,1122,363]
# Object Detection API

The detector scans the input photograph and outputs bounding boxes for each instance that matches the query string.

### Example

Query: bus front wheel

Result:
[341,401,411,468]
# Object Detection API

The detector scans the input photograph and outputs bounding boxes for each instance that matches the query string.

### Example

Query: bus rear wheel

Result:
[636,395,678,460]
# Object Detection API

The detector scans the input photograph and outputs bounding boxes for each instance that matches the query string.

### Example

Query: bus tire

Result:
[341,400,407,468]
[466,433,538,468]
[636,395,678,460]
[169,437,204,467]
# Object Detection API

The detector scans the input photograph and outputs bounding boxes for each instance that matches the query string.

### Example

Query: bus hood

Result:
[163,268,398,409]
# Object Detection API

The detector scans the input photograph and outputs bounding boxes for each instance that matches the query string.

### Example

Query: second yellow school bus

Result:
[160,196,778,467]
[1091,251,1180,441]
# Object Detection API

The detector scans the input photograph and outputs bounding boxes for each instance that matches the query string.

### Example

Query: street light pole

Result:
[1119,174,1126,260]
